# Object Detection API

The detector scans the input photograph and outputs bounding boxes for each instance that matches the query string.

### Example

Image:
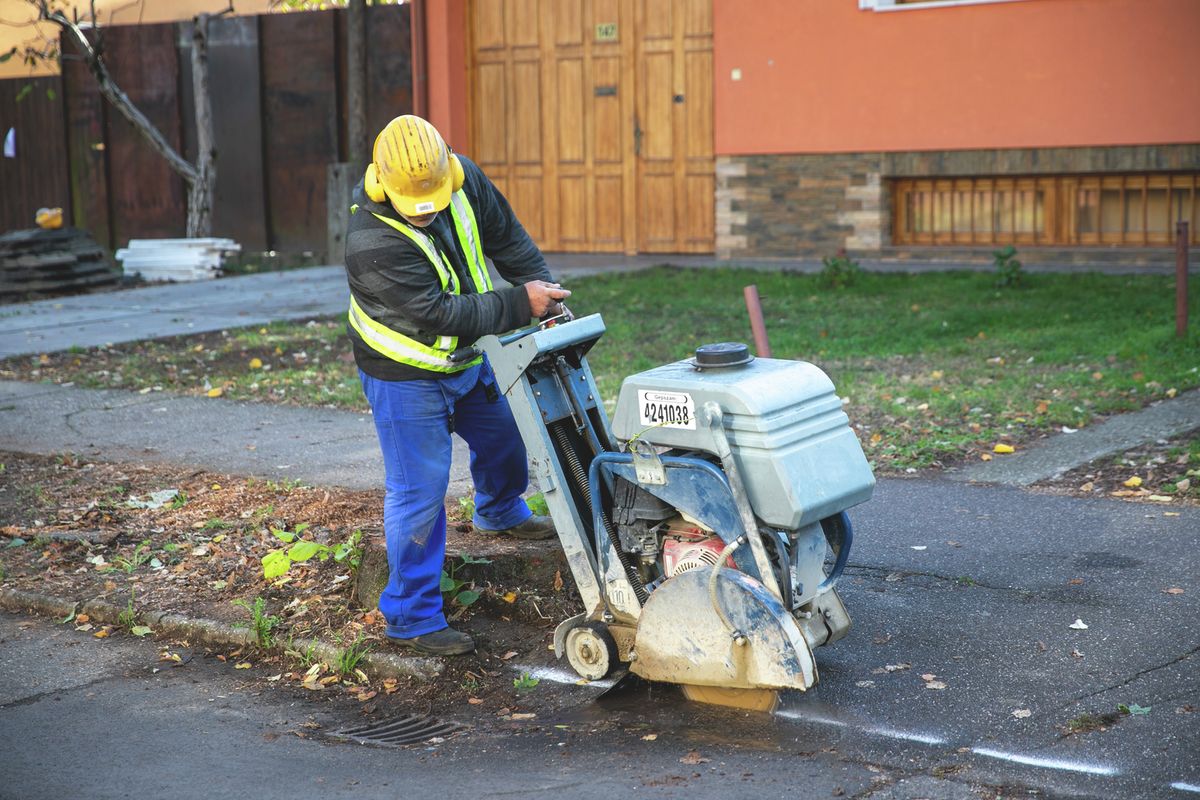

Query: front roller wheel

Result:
[564,621,619,681]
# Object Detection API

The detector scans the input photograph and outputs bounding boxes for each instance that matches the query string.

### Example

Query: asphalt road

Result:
[3,478,1197,800]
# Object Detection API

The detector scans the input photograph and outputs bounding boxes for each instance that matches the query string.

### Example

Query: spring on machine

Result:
[550,420,649,604]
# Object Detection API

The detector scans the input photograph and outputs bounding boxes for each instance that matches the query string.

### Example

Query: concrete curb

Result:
[951,389,1200,486]
[0,587,443,682]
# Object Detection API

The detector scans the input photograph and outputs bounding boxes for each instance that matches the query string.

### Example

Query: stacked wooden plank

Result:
[115,238,241,282]
[0,227,121,301]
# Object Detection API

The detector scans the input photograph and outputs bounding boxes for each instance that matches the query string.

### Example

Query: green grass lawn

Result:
[6,267,1198,472]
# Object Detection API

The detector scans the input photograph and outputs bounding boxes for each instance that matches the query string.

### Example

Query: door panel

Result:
[469,0,712,254]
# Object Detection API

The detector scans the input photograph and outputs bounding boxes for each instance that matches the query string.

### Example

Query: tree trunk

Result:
[188,12,215,237]
[346,0,368,166]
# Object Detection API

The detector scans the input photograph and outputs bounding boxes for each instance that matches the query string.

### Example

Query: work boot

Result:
[390,626,475,656]
[476,514,557,541]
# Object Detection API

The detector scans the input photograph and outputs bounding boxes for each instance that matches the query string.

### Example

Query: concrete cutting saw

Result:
[467,313,876,711]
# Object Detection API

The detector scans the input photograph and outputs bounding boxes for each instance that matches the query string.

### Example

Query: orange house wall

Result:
[713,0,1200,156]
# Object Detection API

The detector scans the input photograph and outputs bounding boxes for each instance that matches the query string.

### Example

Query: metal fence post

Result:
[1178,221,1190,339]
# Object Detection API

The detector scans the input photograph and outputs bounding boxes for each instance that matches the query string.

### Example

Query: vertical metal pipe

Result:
[1178,221,1190,339]
[743,284,772,358]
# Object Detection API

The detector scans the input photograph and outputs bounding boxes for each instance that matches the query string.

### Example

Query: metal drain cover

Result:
[330,714,467,748]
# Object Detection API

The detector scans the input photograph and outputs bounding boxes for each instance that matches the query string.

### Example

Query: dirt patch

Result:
[0,449,584,716]
[1031,430,1200,506]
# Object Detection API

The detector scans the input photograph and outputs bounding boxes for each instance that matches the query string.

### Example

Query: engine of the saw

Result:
[476,315,875,711]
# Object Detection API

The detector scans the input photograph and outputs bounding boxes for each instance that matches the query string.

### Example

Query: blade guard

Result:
[629,568,817,692]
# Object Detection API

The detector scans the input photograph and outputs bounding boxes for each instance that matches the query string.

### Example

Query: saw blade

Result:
[680,684,780,713]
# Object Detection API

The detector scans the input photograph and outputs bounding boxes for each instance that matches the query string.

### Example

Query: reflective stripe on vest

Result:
[448,192,492,294]
[346,193,492,372]
[348,294,477,373]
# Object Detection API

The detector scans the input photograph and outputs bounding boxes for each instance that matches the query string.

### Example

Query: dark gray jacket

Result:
[344,155,552,380]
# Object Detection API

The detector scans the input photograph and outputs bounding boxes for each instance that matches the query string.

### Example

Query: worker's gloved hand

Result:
[525,279,572,318]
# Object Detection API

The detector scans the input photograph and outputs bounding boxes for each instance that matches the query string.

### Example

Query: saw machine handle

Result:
[448,313,577,363]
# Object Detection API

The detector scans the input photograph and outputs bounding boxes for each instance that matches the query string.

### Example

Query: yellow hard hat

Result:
[365,115,464,216]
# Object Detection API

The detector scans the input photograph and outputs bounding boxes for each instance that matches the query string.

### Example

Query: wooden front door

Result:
[469,0,713,254]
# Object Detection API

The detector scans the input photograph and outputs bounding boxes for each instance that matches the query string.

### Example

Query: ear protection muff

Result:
[364,163,387,204]
[448,152,465,193]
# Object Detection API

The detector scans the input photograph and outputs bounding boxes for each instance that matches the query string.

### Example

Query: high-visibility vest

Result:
[348,191,493,373]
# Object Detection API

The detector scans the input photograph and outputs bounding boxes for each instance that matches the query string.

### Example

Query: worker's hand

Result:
[525,280,572,318]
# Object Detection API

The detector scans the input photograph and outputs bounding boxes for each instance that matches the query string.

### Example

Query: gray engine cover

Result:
[611,356,875,530]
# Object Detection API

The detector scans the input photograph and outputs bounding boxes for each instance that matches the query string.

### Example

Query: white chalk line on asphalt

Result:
[517,665,1200,789]
[971,747,1118,776]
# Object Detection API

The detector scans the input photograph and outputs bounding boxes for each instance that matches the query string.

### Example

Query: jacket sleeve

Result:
[460,156,554,286]
[346,224,533,341]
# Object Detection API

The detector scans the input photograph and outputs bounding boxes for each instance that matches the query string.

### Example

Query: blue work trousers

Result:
[359,361,532,639]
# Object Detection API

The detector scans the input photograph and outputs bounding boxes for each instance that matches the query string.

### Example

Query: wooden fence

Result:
[0,5,412,258]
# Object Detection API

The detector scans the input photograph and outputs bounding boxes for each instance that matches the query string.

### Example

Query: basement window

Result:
[892,174,1200,247]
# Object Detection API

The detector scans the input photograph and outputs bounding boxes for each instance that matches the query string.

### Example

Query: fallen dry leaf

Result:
[641,733,658,741]
[93,628,110,639]
[1147,495,1173,502]
[553,570,564,592]
[920,673,937,681]
[979,453,993,462]
[680,751,710,765]
[357,690,378,702]
[467,697,483,705]
[509,712,536,720]
[1163,587,1185,595]
[235,662,252,670]
[1012,709,1032,719]
[993,443,1015,454]
[501,591,518,604]
[500,650,518,661]
[924,681,948,690]
[206,387,223,398]
[1123,476,1143,488]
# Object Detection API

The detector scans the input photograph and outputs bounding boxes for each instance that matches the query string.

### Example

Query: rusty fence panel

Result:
[365,2,414,151]
[179,15,269,251]
[261,9,340,255]
[0,76,70,236]
[102,22,187,246]
[60,31,113,250]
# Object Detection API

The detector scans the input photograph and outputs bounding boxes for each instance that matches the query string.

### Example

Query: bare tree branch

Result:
[34,0,198,185]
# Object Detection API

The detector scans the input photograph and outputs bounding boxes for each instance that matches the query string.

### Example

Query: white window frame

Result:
[860,0,1033,11]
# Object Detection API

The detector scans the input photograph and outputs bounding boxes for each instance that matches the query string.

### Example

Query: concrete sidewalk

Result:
[952,389,1200,486]
[0,256,679,360]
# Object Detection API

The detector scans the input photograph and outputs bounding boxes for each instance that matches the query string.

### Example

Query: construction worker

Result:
[344,115,569,656]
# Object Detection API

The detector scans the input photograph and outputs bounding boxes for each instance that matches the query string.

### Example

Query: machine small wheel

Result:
[564,621,619,681]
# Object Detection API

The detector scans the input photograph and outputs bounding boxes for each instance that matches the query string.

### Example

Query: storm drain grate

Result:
[329,714,468,748]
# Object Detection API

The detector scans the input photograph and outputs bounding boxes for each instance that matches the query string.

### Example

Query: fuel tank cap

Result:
[692,341,754,370]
